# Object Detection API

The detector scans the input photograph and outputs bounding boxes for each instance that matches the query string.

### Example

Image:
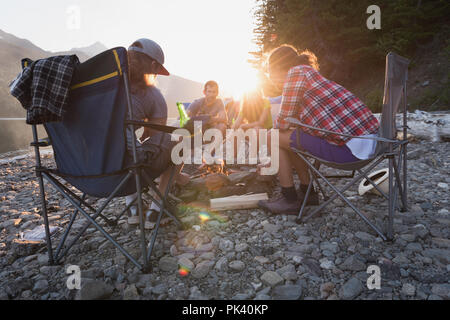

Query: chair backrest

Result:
[379,52,410,140]
[44,47,131,196]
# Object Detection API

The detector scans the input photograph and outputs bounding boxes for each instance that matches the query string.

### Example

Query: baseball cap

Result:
[128,38,170,76]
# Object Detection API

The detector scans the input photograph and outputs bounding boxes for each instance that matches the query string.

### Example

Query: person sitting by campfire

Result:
[187,80,228,135]
[232,89,273,131]
[258,45,379,215]
[125,38,189,229]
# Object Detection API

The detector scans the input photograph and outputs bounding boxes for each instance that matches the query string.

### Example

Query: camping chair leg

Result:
[54,181,116,227]
[54,193,86,262]
[393,155,406,212]
[297,170,314,221]
[133,168,148,271]
[146,166,176,262]
[37,173,55,265]
[295,152,387,240]
[141,170,183,228]
[312,161,329,201]
[50,172,142,267]
[298,155,385,220]
[394,149,407,212]
[32,124,54,265]
[388,156,395,240]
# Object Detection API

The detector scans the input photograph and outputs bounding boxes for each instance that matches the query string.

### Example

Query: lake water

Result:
[0,111,448,155]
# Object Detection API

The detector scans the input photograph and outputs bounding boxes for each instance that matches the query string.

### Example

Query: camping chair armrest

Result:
[125,120,179,134]
[285,117,398,143]
[30,137,51,147]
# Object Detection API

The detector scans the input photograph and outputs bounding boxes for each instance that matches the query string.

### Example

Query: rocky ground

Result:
[0,116,449,300]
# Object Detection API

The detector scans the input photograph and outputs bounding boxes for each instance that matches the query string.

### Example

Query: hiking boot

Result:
[297,189,320,206]
[258,195,302,215]
[145,209,159,230]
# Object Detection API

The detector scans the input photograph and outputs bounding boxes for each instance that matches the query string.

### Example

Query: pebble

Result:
[261,271,284,287]
[159,256,178,272]
[1,142,449,300]
[229,260,246,272]
[191,260,214,279]
[75,280,114,300]
[272,285,302,300]
[123,284,139,300]
[339,278,364,300]
[402,283,416,296]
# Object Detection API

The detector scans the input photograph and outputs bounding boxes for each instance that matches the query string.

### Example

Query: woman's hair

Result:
[241,89,265,122]
[128,41,157,93]
[268,44,319,73]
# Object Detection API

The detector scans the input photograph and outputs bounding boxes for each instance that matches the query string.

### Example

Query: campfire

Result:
[175,160,275,204]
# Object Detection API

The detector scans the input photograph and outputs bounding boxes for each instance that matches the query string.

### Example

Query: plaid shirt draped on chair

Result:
[275,65,379,146]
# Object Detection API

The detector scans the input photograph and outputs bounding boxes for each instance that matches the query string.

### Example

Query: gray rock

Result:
[32,279,49,293]
[178,257,195,271]
[254,256,270,264]
[355,231,375,242]
[272,285,302,300]
[219,239,234,252]
[159,256,178,272]
[235,243,249,252]
[405,242,423,252]
[192,260,214,279]
[152,283,168,295]
[431,283,450,299]
[261,271,284,287]
[215,257,228,272]
[189,286,207,300]
[75,280,114,300]
[423,249,450,264]
[229,260,246,272]
[320,241,339,253]
[263,223,280,234]
[340,255,366,271]
[411,224,429,239]
[339,278,364,300]
[123,284,139,300]
[401,283,415,297]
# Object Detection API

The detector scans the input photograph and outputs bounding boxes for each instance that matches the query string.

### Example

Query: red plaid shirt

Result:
[275,65,379,146]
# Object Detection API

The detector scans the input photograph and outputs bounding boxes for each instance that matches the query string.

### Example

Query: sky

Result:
[1,0,260,97]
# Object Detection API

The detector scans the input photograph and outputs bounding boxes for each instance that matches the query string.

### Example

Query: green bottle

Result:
[177,102,190,128]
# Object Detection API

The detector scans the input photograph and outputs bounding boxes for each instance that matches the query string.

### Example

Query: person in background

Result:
[232,90,273,130]
[258,45,379,215]
[125,38,188,229]
[187,80,228,135]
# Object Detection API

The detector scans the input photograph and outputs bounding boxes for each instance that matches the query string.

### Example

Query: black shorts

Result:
[126,132,176,179]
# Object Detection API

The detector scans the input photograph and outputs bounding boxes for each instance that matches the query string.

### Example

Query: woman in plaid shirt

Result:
[259,45,379,215]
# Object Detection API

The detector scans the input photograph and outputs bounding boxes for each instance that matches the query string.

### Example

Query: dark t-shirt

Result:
[188,97,227,123]
[126,86,167,151]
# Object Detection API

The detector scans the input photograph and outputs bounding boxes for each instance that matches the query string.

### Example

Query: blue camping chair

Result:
[26,47,183,272]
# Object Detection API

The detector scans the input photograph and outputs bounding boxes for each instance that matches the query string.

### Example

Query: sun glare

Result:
[223,66,260,101]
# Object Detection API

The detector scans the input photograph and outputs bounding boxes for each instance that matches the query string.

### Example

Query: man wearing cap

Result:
[125,38,188,229]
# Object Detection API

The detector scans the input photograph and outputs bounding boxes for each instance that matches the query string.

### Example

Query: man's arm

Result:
[209,100,228,125]
[186,100,200,118]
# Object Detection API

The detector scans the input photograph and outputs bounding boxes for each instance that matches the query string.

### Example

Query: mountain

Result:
[0,29,204,152]
[0,29,203,118]
[69,41,108,58]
